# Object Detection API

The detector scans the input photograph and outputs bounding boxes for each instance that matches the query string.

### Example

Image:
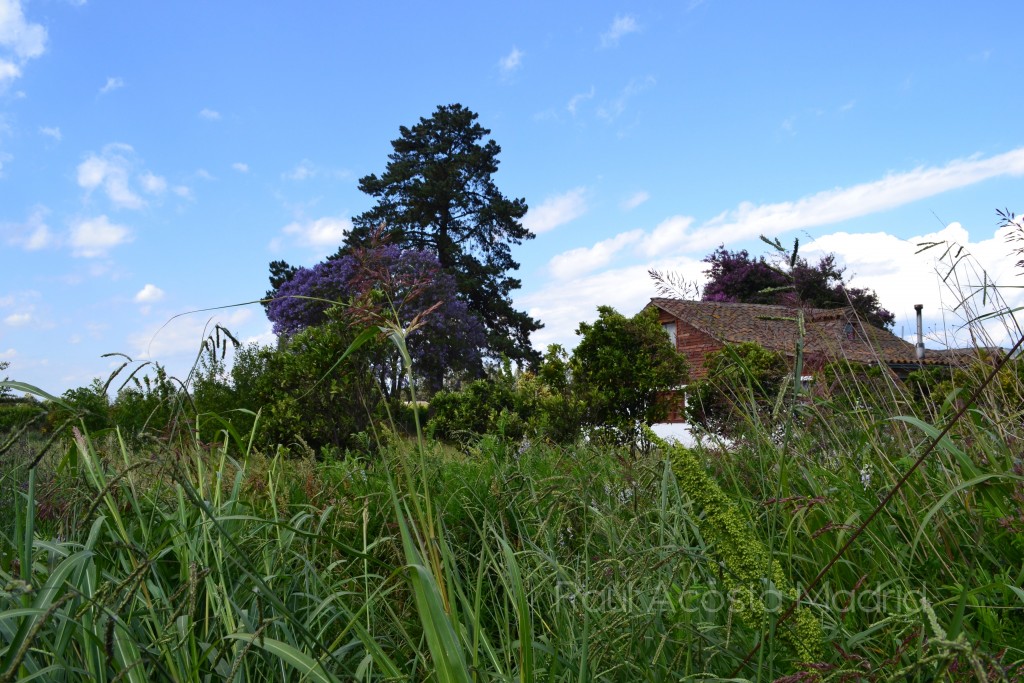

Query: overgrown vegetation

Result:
[4,131,1024,680]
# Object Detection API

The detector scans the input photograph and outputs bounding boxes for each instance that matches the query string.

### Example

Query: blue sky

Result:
[3,0,1024,394]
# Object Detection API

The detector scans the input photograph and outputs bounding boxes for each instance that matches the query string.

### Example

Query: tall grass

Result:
[3,240,1024,680]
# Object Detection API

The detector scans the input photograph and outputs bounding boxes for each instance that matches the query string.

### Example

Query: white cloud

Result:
[548,229,643,280]
[621,190,650,210]
[523,187,588,234]
[597,75,656,121]
[232,162,249,173]
[682,147,1024,252]
[0,348,15,359]
[802,222,1024,349]
[138,171,167,195]
[69,215,132,257]
[4,312,30,326]
[0,59,19,86]
[279,215,352,250]
[77,144,147,209]
[520,257,706,352]
[498,46,524,75]
[600,15,640,48]
[567,87,595,116]
[195,168,215,181]
[39,125,61,141]
[284,160,315,181]
[139,171,167,194]
[199,108,221,121]
[99,76,124,94]
[0,0,46,89]
[133,283,164,303]
[172,185,192,198]
[639,215,694,257]
[130,308,253,361]
[5,205,53,250]
[22,221,50,249]
[281,160,350,182]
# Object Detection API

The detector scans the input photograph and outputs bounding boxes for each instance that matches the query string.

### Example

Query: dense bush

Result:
[686,341,788,438]
[0,398,44,433]
[572,306,689,450]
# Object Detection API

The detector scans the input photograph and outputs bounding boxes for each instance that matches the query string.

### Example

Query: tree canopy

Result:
[266,243,485,394]
[573,306,689,449]
[341,104,541,367]
[702,245,895,329]
[0,361,10,402]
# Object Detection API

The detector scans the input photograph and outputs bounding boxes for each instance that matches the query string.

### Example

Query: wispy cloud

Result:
[69,215,132,257]
[600,15,640,48]
[139,171,167,195]
[639,216,694,257]
[279,161,348,183]
[77,144,146,209]
[199,108,221,121]
[130,308,253,361]
[549,230,643,280]
[3,312,31,327]
[597,76,655,122]
[232,162,249,173]
[133,283,164,303]
[99,76,124,95]
[498,46,524,76]
[272,215,352,253]
[284,160,315,181]
[0,0,47,90]
[621,190,650,210]
[567,87,595,116]
[39,125,61,141]
[5,205,53,250]
[682,147,1024,252]
[522,187,588,234]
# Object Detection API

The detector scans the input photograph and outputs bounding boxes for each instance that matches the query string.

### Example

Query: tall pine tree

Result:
[342,104,541,367]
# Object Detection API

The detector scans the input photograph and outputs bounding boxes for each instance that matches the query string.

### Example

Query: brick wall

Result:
[656,312,725,422]
[658,313,724,381]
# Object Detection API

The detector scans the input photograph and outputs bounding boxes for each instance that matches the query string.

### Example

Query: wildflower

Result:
[859,463,873,489]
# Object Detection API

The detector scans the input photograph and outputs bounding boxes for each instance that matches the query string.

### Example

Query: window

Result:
[662,321,677,348]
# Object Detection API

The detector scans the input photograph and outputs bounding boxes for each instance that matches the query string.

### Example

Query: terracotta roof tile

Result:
[648,298,937,366]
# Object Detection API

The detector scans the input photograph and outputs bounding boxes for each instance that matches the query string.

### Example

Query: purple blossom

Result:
[266,246,485,386]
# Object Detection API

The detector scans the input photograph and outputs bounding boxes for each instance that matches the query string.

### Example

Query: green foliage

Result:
[0,400,43,434]
[670,445,823,664]
[228,322,382,453]
[427,353,584,446]
[109,363,179,443]
[686,341,788,438]
[0,360,10,402]
[46,378,112,434]
[573,306,688,450]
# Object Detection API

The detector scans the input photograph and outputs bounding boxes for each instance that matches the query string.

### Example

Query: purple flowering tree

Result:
[702,246,894,329]
[266,244,485,394]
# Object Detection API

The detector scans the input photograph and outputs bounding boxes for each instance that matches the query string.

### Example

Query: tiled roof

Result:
[648,298,936,366]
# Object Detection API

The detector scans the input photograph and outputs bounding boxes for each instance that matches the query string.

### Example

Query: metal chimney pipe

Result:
[914,304,925,361]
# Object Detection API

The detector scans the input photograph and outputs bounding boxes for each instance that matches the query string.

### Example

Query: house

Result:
[646,297,967,422]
